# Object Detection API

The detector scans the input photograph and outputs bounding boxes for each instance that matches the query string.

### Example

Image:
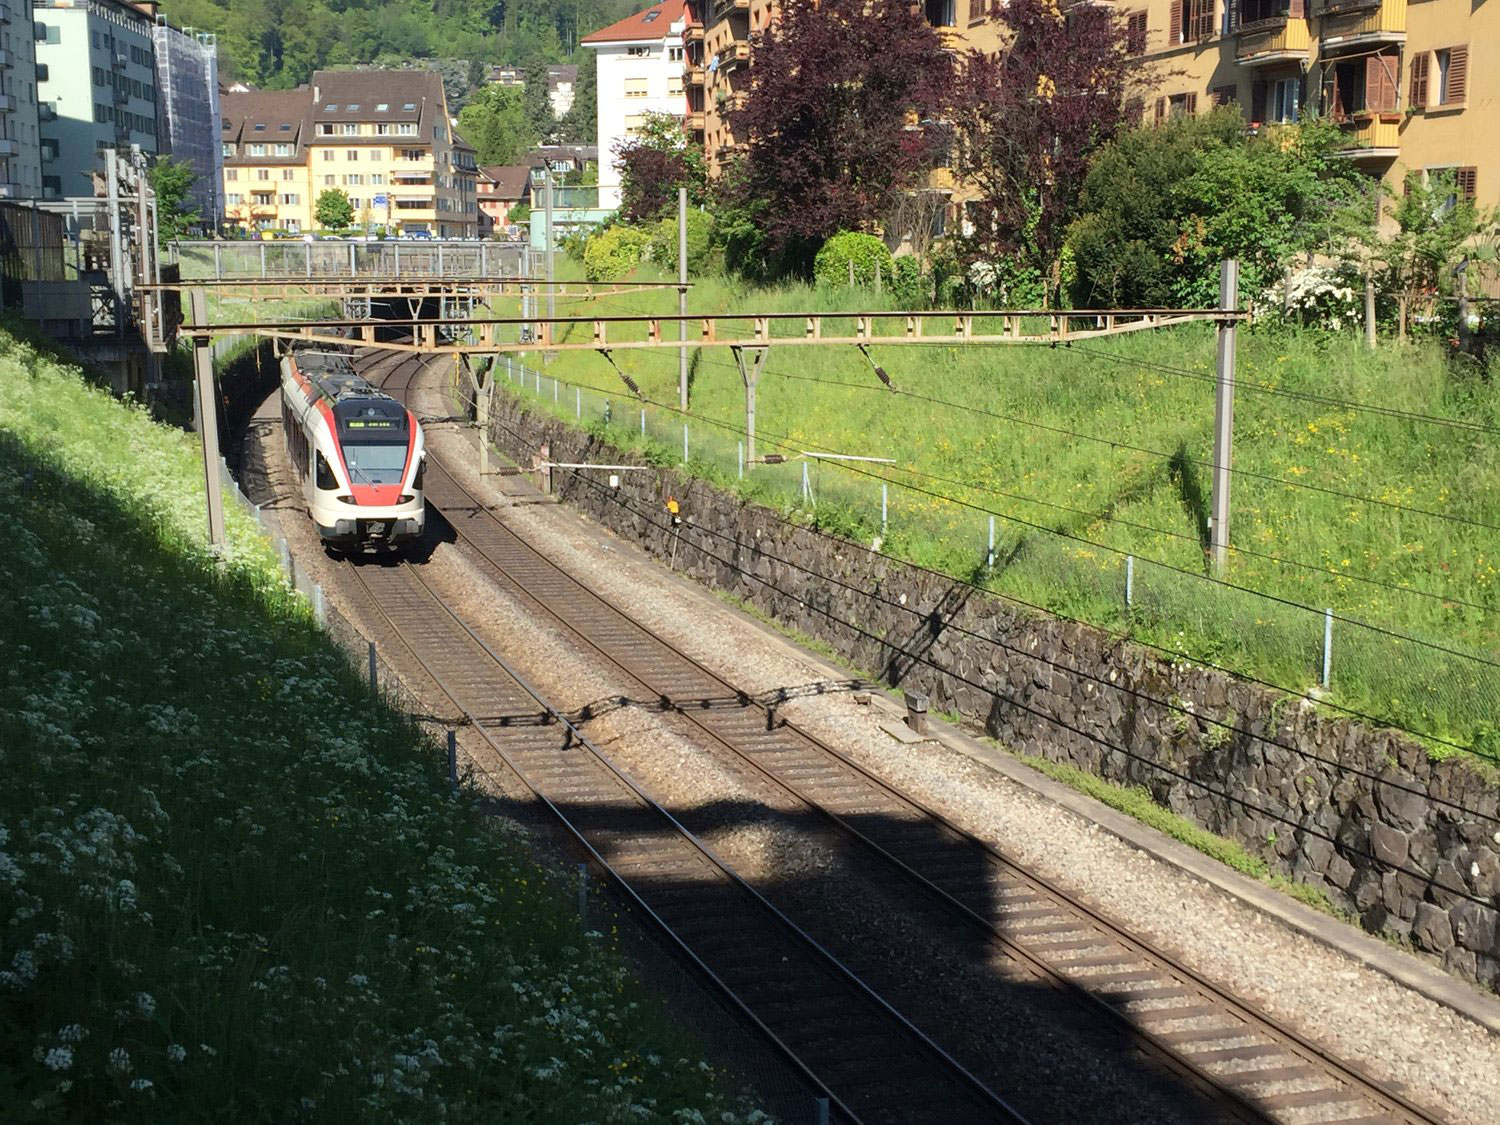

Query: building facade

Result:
[36,0,159,199]
[0,0,42,197]
[581,0,686,210]
[152,21,221,225]
[1112,0,1493,204]
[220,70,479,237]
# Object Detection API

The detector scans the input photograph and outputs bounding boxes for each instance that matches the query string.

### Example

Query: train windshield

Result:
[343,442,409,485]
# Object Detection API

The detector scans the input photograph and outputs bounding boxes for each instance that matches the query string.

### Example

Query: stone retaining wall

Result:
[484,390,1500,990]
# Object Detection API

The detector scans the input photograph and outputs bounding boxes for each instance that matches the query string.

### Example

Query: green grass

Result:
[488,258,1500,755]
[0,330,761,1120]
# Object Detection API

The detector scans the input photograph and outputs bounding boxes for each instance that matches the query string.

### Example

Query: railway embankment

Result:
[483,384,1500,992]
[0,327,759,1119]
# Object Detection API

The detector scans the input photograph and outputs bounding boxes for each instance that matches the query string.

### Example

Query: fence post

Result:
[640,407,646,437]
[553,377,558,403]
[1321,608,1333,689]
[737,440,744,480]
[313,582,325,625]
[881,482,888,536]
[678,185,689,411]
[1125,554,1134,608]
[1209,259,1238,577]
[801,460,811,505]
[987,515,996,569]
[682,423,689,464]
[188,288,226,549]
[576,386,581,418]
[1364,272,1376,350]
[447,729,458,792]
[848,258,855,287]
[368,641,378,694]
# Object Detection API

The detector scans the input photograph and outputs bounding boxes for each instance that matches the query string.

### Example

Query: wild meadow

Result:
[490,262,1500,753]
[0,328,760,1120]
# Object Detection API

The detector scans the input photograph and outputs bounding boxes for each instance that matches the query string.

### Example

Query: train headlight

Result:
[398,494,415,503]
[336,494,356,504]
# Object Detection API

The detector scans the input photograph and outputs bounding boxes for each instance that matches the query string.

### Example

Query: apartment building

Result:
[1128,0,1494,203]
[152,21,221,224]
[581,0,686,210]
[36,0,158,199]
[220,70,479,237]
[0,0,42,197]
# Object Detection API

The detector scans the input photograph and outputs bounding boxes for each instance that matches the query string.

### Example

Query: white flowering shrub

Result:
[1259,265,1365,332]
[0,332,764,1121]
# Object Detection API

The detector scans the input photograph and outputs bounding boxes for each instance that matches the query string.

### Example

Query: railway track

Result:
[362,349,1442,1125]
[335,551,1022,1124]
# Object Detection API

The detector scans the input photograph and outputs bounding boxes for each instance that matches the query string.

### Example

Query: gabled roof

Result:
[580,0,685,45]
[480,164,537,199]
[309,69,444,133]
[220,89,311,163]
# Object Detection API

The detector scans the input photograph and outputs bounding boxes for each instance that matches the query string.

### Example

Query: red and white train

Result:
[280,349,425,551]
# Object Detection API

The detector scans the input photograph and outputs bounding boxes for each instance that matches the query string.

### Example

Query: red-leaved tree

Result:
[614,113,709,222]
[948,0,1145,304]
[730,0,952,276]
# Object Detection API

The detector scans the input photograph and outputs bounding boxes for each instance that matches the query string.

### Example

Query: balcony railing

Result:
[0,95,14,113]
[1319,0,1405,44]
[684,24,704,42]
[1334,113,1400,157]
[0,50,12,70]
[1235,16,1311,64]
[686,64,705,86]
[0,139,20,157]
[686,111,706,132]
[0,3,12,24]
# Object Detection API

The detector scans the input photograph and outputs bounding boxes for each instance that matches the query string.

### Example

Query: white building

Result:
[0,1,42,197]
[152,21,221,225]
[36,0,159,199]
[580,0,686,211]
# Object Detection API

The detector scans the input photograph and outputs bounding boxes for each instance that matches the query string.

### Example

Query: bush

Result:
[813,231,894,289]
[582,225,651,281]
[646,210,716,275]
[1261,264,1364,331]
[887,256,930,308]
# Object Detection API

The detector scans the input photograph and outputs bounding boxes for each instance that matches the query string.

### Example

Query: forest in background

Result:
[158,0,643,91]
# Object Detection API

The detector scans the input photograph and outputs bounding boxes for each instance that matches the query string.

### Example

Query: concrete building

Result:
[486,63,580,120]
[581,0,686,210]
[36,0,159,199]
[0,0,43,197]
[477,161,538,233]
[1121,0,1494,206]
[220,69,479,237]
[152,20,221,225]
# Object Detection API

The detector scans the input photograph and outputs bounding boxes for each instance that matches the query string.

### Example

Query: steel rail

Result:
[370,350,1442,1125]
[334,550,1023,1124]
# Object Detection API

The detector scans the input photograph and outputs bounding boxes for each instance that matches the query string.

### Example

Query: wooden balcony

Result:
[685,64,705,87]
[1319,0,1405,48]
[686,111,705,132]
[1235,16,1311,65]
[1335,113,1400,160]
[684,24,704,42]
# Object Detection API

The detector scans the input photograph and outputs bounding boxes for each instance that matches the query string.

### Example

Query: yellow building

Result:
[221,70,479,238]
[1129,0,1491,204]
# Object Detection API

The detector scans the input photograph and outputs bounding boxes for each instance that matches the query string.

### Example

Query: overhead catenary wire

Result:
[489,356,1493,758]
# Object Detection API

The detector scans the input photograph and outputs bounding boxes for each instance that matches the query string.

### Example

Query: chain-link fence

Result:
[174,240,525,280]
[493,356,1500,755]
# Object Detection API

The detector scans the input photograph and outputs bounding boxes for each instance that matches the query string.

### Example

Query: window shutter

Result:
[1251,79,1267,120]
[1155,96,1167,123]
[1447,45,1467,103]
[1127,11,1147,54]
[1196,0,1215,41]
[1212,84,1237,108]
[1169,0,1183,43]
[1408,52,1428,108]
[1287,0,1304,16]
[1185,91,1198,115]
[1457,167,1477,202]
[1365,55,1396,113]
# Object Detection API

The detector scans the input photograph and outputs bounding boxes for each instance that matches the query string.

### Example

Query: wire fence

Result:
[174,240,525,280]
[493,355,1500,756]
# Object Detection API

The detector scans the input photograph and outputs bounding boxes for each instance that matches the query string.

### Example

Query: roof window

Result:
[278,122,291,131]
[375,103,388,112]
[347,103,359,111]
[324,103,336,111]
[402,102,417,112]
[642,9,659,20]
[253,123,266,130]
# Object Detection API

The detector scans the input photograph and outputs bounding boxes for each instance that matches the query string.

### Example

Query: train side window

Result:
[315,450,338,491]
[412,455,425,490]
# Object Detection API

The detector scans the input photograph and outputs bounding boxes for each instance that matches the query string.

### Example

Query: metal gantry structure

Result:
[174,262,1247,575]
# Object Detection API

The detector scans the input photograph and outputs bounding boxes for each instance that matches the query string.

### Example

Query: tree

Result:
[731,0,952,276]
[947,0,1139,305]
[314,187,354,230]
[148,156,200,246]
[1377,171,1497,339]
[457,84,537,165]
[1067,112,1371,308]
[613,113,707,222]
[559,57,597,144]
[522,56,554,142]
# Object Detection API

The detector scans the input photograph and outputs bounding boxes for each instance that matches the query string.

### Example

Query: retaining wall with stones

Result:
[482,390,1500,990]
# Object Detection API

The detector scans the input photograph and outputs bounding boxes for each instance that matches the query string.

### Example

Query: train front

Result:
[318,396,425,550]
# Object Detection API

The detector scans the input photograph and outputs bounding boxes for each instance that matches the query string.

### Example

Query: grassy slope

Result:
[492,261,1500,750]
[0,329,757,1121]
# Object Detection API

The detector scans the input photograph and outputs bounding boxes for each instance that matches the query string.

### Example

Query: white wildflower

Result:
[129,1078,153,1093]
[58,1025,86,1043]
[134,992,156,1019]
[167,1044,187,1063]
[108,1047,132,1074]
[42,1046,73,1072]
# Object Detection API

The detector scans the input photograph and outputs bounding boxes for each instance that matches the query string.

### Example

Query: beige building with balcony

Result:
[1130,0,1492,205]
[221,70,478,237]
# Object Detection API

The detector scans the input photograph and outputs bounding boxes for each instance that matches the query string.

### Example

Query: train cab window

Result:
[315,450,339,491]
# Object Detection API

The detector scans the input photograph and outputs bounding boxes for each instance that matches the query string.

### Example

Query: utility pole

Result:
[105,148,125,337]
[731,345,768,468]
[1209,259,1238,577]
[544,167,555,350]
[187,288,226,549]
[678,186,688,411]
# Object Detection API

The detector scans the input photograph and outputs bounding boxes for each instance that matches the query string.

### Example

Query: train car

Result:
[280,349,425,551]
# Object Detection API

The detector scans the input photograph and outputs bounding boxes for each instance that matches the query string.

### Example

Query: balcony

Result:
[113,52,128,70]
[0,51,12,70]
[1235,16,1311,65]
[114,86,130,104]
[0,139,19,157]
[0,182,21,198]
[686,64,705,87]
[1334,113,1400,160]
[686,111,705,132]
[1319,0,1404,49]
[0,95,14,113]
[684,24,704,42]
[0,3,11,24]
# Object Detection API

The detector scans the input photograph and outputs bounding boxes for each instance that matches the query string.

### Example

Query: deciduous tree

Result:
[613,112,706,222]
[147,156,200,246]
[947,0,1139,304]
[731,0,952,277]
[458,84,537,165]
[314,187,354,230]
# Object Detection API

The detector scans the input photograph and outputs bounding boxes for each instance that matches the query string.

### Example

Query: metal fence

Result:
[493,355,1500,755]
[173,239,526,280]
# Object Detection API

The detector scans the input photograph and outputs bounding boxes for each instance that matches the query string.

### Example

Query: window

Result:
[627,46,650,57]
[397,122,417,135]
[1156,92,1198,122]
[321,149,334,160]
[1126,11,1147,55]
[279,122,292,131]
[623,77,648,98]
[252,193,273,205]
[346,150,359,161]
[376,123,390,135]
[1264,76,1298,122]
[344,174,364,185]
[668,75,684,97]
[256,169,270,181]
[402,102,416,111]
[375,103,389,112]
[36,23,61,45]
[347,104,360,111]
[280,193,300,205]
[1425,167,1477,213]
[222,143,235,158]
[274,143,294,156]
[1211,84,1237,109]
[1435,46,1468,106]
[282,168,296,179]
[324,103,337,112]
[371,173,384,185]
[400,148,424,160]
[323,175,336,185]
[336,122,359,136]
[93,66,106,87]
[1171,0,1215,44]
[226,192,243,205]
[369,149,385,160]
[624,113,647,135]
[924,0,955,27]
[253,121,265,131]
[225,168,238,181]
[669,46,683,61]
[248,143,267,156]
